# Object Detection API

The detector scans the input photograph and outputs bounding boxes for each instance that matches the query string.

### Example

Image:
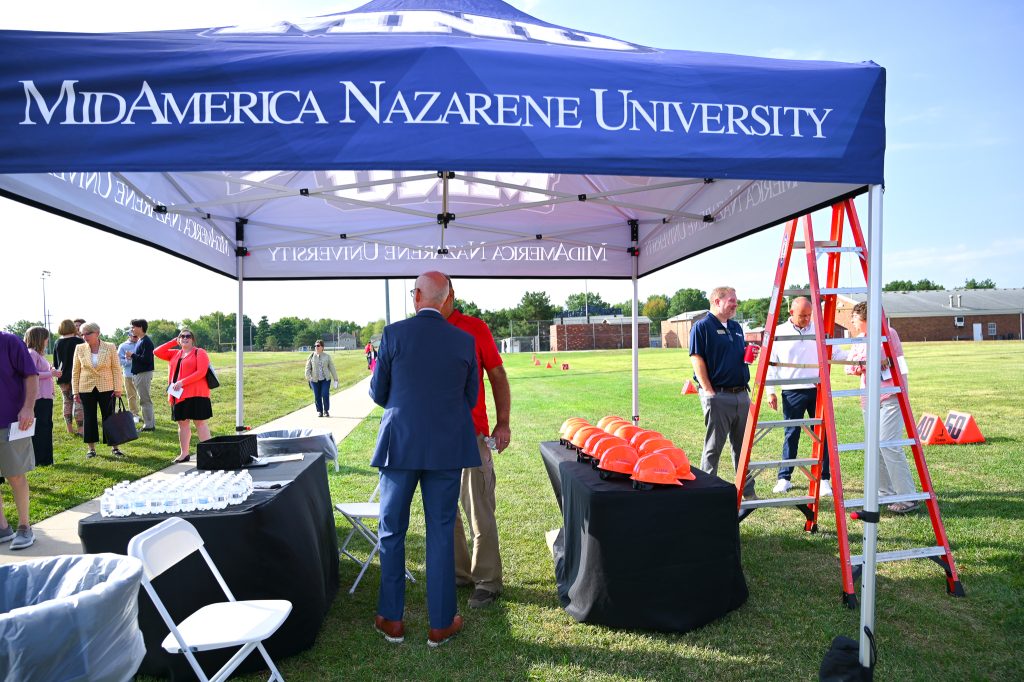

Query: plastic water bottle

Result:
[484,436,498,451]
[113,488,131,517]
[100,489,115,518]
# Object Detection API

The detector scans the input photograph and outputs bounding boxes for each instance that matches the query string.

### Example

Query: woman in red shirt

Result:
[155,329,212,463]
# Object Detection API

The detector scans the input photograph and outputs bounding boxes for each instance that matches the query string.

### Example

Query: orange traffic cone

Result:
[546,362,553,369]
[680,380,699,395]
[534,358,541,366]
[916,413,955,445]
[944,411,985,444]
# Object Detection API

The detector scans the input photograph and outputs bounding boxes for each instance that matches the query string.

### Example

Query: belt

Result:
[714,385,748,393]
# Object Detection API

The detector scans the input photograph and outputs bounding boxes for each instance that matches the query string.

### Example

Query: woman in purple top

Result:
[24,327,60,466]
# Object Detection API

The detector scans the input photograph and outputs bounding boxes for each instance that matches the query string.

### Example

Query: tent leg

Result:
[630,220,639,424]
[860,184,884,672]
[235,240,245,433]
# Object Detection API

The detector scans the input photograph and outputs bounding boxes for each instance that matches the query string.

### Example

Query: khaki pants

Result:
[122,373,140,416]
[454,436,503,593]
[133,371,155,429]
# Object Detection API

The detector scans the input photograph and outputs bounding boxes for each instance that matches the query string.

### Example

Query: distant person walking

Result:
[126,319,156,432]
[155,329,213,464]
[0,330,39,550]
[117,331,141,421]
[305,340,339,417]
[365,341,374,370]
[52,319,84,436]
[24,327,59,467]
[72,323,125,459]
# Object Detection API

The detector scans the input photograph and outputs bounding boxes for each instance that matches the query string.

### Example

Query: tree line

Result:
[3,277,999,349]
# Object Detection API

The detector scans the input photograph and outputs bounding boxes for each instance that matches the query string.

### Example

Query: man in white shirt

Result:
[767,297,832,496]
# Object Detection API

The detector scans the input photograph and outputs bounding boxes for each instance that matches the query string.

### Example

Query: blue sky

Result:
[2,0,1021,332]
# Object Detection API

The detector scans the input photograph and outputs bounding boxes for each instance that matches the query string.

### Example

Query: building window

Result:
[988,322,997,337]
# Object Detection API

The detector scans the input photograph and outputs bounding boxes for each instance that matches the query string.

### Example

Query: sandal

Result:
[172,453,191,464]
[111,448,126,458]
[86,450,96,459]
[888,501,919,514]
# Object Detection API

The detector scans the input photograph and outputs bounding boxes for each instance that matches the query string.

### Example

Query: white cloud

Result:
[887,238,1024,269]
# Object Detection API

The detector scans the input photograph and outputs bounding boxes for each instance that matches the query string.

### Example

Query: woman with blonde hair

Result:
[71,322,125,458]
[52,318,84,436]
[155,328,213,463]
[24,327,60,466]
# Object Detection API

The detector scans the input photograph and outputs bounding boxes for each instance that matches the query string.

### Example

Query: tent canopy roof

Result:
[0,0,885,280]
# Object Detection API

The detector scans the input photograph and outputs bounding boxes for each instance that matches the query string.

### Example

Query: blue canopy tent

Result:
[0,0,887,670]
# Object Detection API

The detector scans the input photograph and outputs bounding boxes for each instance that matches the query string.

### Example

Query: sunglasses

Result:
[179,334,193,340]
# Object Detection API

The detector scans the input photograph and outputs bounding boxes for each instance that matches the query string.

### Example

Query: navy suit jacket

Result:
[369,309,481,470]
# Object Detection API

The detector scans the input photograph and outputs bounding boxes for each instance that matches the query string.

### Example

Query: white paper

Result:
[8,420,35,441]
[896,355,909,375]
[167,384,183,398]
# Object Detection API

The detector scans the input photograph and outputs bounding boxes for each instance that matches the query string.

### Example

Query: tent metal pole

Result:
[860,184,884,671]
[630,219,640,424]
[235,246,245,432]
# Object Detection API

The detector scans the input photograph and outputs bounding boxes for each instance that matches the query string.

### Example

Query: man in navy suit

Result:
[370,270,481,648]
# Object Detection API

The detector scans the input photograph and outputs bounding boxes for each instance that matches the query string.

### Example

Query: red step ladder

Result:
[734,199,964,608]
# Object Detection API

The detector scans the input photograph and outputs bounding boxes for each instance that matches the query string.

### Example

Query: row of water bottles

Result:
[100,470,255,518]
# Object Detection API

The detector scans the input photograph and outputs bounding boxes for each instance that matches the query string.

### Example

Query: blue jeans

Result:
[779,388,830,481]
[310,379,331,414]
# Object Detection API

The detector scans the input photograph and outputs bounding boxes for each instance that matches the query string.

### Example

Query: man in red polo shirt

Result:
[441,275,512,609]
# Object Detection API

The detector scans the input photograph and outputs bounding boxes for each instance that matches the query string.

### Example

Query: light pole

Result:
[40,270,51,351]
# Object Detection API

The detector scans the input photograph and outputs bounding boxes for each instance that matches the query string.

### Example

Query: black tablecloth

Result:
[541,441,747,632]
[79,453,339,680]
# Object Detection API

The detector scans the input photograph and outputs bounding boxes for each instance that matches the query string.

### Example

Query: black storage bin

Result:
[197,434,257,470]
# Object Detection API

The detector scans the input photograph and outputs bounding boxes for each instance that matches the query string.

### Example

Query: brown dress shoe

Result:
[374,614,405,643]
[427,614,463,648]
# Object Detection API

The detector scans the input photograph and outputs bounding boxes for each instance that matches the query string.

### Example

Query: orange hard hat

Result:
[583,430,610,457]
[631,453,683,488]
[560,418,589,438]
[638,437,675,457]
[596,415,624,430]
[613,424,643,443]
[591,436,627,463]
[602,418,631,434]
[597,444,639,478]
[652,446,697,481]
[571,426,604,450]
[629,430,665,449]
[563,421,592,442]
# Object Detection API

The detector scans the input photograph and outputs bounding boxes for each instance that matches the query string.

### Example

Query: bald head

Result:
[789,297,812,328]
[414,271,450,311]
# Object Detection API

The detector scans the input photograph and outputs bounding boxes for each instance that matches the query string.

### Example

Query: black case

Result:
[197,434,256,470]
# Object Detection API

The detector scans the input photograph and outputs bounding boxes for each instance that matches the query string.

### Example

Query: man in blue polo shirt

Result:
[689,286,758,499]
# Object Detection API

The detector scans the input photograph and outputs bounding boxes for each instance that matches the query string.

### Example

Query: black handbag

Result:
[102,396,139,446]
[205,363,220,389]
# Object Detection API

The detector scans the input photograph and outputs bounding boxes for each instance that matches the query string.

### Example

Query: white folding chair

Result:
[127,517,292,682]
[335,481,415,594]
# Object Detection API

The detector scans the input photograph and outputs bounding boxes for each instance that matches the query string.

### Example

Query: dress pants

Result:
[699,390,755,497]
[132,371,155,429]
[378,467,461,629]
[454,436,503,593]
[779,388,830,481]
[32,398,54,466]
[80,388,115,445]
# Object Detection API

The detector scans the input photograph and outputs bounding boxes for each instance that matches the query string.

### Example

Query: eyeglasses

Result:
[409,287,418,298]
[82,331,96,337]
[179,334,193,340]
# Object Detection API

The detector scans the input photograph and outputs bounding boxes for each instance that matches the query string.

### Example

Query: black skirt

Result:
[171,397,213,422]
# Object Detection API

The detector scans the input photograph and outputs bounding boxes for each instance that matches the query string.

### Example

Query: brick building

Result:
[836,289,1024,342]
[550,315,651,351]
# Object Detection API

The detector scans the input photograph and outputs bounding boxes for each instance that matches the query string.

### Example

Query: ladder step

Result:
[793,240,839,248]
[851,545,948,567]
[836,438,917,453]
[748,458,818,470]
[763,377,822,386]
[757,418,822,429]
[783,287,868,296]
[740,495,815,510]
[825,336,887,345]
[831,387,902,398]
[772,334,817,342]
[817,246,864,254]
[844,492,932,509]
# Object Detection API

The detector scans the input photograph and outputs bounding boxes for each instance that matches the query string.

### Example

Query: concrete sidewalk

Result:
[0,375,376,565]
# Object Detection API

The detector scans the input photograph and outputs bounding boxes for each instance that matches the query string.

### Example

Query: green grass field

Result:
[26,343,1022,680]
